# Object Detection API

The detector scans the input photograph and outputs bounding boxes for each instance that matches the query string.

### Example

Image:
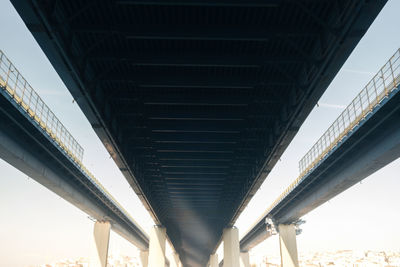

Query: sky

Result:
[0,0,399,266]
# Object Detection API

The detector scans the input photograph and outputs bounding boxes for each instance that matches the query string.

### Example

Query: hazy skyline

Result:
[0,0,400,266]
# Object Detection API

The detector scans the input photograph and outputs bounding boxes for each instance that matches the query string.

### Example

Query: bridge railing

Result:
[258,49,400,218]
[0,50,84,163]
[0,50,146,235]
[298,48,400,176]
[80,164,148,235]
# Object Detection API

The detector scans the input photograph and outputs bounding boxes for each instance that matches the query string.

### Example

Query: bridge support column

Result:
[140,250,149,267]
[240,251,250,267]
[171,252,180,267]
[278,224,299,267]
[93,221,111,267]
[223,227,240,267]
[148,226,166,267]
[209,253,218,267]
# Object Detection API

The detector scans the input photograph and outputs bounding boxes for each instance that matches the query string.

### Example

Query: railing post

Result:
[0,52,3,69]
[0,53,5,87]
[21,80,27,107]
[366,84,372,111]
[358,94,364,117]
[5,62,12,91]
[14,73,19,97]
[389,58,397,88]
[351,101,357,124]
[346,108,351,130]
[381,69,388,95]
[372,76,379,102]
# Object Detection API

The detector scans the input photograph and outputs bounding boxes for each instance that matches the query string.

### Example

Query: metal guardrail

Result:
[80,164,148,235]
[299,48,400,176]
[0,50,146,235]
[263,48,400,218]
[0,50,84,163]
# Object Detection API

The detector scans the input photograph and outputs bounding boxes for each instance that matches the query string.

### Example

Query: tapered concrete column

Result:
[140,250,149,267]
[223,227,240,267]
[209,253,218,267]
[240,252,250,267]
[278,224,299,267]
[171,252,180,267]
[93,221,111,267]
[148,226,167,267]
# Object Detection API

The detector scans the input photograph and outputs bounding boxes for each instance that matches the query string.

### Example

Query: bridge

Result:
[1,0,391,266]
[238,48,400,264]
[0,50,159,266]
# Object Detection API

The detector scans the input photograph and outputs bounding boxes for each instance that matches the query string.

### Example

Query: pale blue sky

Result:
[0,0,399,266]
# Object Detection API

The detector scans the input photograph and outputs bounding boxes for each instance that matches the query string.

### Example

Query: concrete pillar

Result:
[209,253,218,267]
[278,224,299,267]
[171,252,180,267]
[223,227,240,267]
[140,250,149,267]
[93,221,111,267]
[148,226,167,267]
[170,252,180,267]
[240,252,250,267]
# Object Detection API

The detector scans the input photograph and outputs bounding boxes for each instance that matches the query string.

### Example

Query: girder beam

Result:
[73,25,318,41]
[100,75,294,88]
[116,0,280,7]
[89,54,305,67]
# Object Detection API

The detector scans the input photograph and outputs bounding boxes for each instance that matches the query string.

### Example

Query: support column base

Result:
[223,227,240,267]
[93,221,111,267]
[278,224,299,267]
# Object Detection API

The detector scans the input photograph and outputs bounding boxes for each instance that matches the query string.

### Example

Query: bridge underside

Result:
[240,82,400,253]
[0,87,149,251]
[271,84,400,224]
[11,0,386,265]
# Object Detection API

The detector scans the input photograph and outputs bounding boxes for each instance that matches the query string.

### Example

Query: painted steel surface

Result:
[271,49,400,219]
[0,50,84,162]
[10,1,387,265]
[240,49,400,252]
[0,50,149,250]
